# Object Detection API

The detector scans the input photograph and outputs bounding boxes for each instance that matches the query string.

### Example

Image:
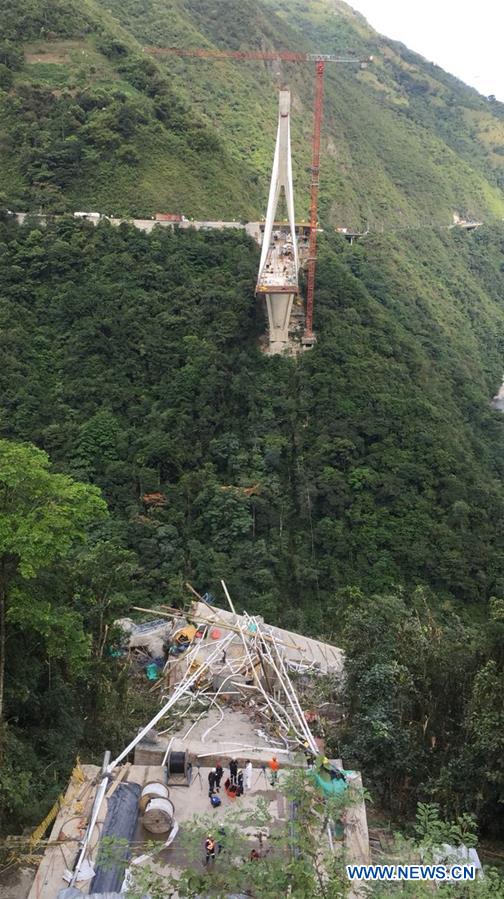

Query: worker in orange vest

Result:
[268,756,280,786]
[205,834,216,865]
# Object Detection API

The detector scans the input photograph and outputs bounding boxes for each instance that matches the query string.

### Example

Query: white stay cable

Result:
[200,669,246,743]
[107,632,235,772]
[220,581,302,740]
[247,622,309,743]
[253,617,318,754]
[256,621,336,855]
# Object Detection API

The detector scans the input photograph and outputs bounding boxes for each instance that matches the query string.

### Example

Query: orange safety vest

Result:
[268,758,280,772]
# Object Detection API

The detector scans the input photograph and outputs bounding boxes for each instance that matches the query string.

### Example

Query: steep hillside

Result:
[1,0,504,848]
[1,214,504,837]
[1,215,503,621]
[0,0,503,225]
[0,0,266,216]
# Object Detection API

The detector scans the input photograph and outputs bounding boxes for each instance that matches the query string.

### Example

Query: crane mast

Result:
[304,59,325,344]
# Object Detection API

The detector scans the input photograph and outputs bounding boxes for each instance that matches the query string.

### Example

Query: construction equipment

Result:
[145,46,372,344]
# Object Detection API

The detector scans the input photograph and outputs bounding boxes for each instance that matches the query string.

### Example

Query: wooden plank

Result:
[105,763,130,799]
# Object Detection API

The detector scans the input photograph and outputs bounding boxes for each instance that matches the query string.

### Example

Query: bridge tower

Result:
[256,90,299,354]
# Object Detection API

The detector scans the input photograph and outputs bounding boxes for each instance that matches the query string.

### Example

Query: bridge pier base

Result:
[265,291,295,352]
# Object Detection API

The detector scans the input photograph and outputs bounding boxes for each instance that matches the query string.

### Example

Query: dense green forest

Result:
[0,0,504,878]
[2,217,504,618]
[0,215,503,843]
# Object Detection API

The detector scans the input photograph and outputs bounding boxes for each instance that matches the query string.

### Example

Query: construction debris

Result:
[26,580,368,898]
[115,616,173,660]
[112,583,347,774]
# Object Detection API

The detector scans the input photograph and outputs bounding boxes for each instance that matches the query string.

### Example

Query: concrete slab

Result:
[27,760,289,898]
[344,772,370,865]
[136,707,299,769]
[26,599,366,898]
[129,763,289,888]
[189,601,345,675]
[28,756,369,898]
[0,866,35,899]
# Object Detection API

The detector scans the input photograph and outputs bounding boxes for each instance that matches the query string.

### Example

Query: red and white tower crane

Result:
[146,46,372,345]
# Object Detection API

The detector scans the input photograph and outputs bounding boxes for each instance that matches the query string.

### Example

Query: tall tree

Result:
[0,439,107,733]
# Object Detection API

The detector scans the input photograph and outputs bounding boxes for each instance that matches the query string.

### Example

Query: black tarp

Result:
[90,782,141,894]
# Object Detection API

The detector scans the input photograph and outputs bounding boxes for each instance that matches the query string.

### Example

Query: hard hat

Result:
[322,757,330,766]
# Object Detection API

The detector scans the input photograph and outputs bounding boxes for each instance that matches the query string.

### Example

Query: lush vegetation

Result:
[0,0,503,224]
[341,589,504,837]
[0,215,503,847]
[0,0,504,885]
[1,218,503,620]
[0,432,160,836]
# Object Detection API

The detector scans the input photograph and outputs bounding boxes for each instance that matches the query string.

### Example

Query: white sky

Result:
[349,0,504,101]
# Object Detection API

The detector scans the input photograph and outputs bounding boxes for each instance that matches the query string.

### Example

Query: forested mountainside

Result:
[0,0,503,224]
[1,0,504,859]
[1,215,504,839]
[2,218,504,616]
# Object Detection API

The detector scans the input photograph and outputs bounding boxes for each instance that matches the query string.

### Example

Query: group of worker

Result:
[208,758,254,800]
[205,829,263,867]
[203,757,286,867]
[207,756,283,802]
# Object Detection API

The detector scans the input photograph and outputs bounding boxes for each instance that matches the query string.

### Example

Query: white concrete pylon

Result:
[259,90,299,276]
[257,90,299,352]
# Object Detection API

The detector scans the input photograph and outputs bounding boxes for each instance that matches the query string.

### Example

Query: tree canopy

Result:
[0,438,107,722]
[0,216,503,841]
